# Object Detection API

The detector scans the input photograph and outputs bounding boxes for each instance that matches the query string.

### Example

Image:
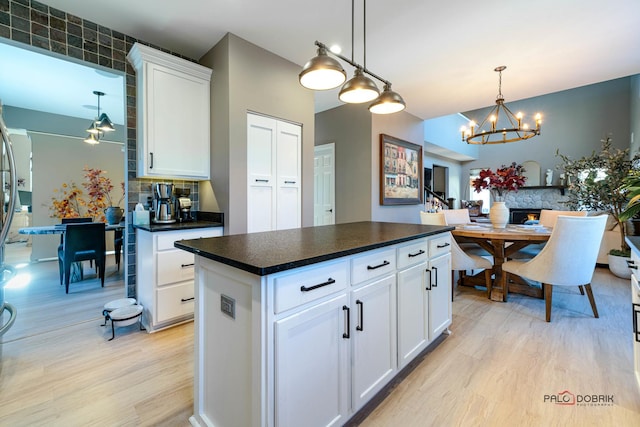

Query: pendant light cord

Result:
[363,0,367,69]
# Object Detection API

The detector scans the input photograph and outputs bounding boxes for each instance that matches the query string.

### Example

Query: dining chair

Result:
[57,217,93,285]
[510,209,588,259]
[114,229,123,271]
[58,223,106,294]
[442,208,491,257]
[499,215,607,321]
[420,211,493,300]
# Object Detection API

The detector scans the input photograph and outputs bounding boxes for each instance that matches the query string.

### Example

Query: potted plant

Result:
[557,136,640,278]
[619,170,640,234]
[472,162,527,228]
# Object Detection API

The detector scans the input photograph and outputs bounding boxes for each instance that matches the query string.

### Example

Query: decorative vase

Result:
[105,206,124,225]
[490,201,509,229]
[607,253,631,279]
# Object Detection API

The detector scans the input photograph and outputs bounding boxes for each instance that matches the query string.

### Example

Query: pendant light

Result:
[84,90,115,144]
[369,83,406,114]
[299,46,346,90]
[299,0,406,114]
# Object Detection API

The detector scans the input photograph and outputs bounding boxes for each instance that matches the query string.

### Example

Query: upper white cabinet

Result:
[247,113,301,233]
[127,43,212,180]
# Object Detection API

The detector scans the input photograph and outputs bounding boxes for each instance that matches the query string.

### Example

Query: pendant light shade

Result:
[84,133,100,145]
[97,113,115,132]
[299,46,347,90]
[339,68,380,103]
[369,83,406,114]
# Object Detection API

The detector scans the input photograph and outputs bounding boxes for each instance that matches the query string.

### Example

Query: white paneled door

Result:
[314,143,335,226]
[247,113,301,233]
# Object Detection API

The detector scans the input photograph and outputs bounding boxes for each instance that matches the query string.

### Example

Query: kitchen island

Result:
[175,221,453,427]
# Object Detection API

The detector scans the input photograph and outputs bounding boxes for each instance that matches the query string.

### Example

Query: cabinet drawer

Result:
[273,259,348,314]
[397,238,429,270]
[156,282,194,323]
[157,250,195,286]
[156,227,222,251]
[351,248,396,285]
[428,234,452,258]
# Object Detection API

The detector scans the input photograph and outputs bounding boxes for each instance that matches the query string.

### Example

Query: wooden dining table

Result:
[451,223,552,302]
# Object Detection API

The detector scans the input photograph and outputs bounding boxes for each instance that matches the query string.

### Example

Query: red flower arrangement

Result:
[472,162,527,199]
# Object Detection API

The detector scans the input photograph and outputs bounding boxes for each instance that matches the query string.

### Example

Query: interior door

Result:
[314,143,335,226]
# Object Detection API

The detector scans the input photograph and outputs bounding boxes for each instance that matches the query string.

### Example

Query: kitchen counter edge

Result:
[133,220,223,232]
[175,221,453,276]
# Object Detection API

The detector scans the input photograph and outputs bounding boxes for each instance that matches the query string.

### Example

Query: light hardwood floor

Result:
[1,266,639,426]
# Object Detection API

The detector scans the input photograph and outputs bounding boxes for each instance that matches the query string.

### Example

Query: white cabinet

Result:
[350,274,397,410]
[136,227,222,332]
[247,113,301,233]
[190,231,450,426]
[275,293,350,427]
[397,236,452,368]
[127,43,212,180]
[629,245,640,390]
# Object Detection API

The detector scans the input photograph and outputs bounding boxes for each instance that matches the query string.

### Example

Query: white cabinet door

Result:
[397,262,429,369]
[275,293,349,427]
[128,43,212,180]
[351,274,397,411]
[427,253,452,341]
[247,113,301,233]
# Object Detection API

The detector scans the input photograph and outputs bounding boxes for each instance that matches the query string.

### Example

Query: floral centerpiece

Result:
[472,162,526,228]
[472,162,527,201]
[50,167,124,223]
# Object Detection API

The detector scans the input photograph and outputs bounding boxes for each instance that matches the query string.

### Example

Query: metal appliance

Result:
[0,100,18,363]
[152,183,176,223]
[174,188,192,222]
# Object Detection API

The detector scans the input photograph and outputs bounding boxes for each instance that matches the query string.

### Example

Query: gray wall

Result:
[315,104,372,223]
[460,77,632,184]
[631,75,640,156]
[199,33,316,235]
[315,103,428,225]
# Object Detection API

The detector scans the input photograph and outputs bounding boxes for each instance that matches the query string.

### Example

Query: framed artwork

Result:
[380,134,423,205]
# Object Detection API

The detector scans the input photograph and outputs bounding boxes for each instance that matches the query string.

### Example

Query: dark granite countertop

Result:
[133,211,224,232]
[175,221,453,276]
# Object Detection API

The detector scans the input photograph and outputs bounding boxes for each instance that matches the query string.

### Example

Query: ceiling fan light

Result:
[339,68,379,103]
[86,120,100,134]
[369,84,406,114]
[299,47,347,90]
[97,113,115,132]
[84,133,100,145]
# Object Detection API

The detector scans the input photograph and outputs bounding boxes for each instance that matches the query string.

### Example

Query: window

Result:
[469,169,490,214]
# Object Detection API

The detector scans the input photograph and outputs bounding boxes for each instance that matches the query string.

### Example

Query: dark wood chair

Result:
[58,223,106,294]
[58,217,93,285]
[114,229,123,271]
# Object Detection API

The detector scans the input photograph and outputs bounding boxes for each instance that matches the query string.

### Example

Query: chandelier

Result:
[460,66,542,144]
[298,0,405,114]
[84,90,115,144]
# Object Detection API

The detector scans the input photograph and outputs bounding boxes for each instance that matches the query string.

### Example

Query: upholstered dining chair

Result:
[420,211,493,299]
[511,209,588,259]
[499,215,607,321]
[442,208,490,257]
[58,223,106,294]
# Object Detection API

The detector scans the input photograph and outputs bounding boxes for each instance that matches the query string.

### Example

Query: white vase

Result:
[490,201,509,229]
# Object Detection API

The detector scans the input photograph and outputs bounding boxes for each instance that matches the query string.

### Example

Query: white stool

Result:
[105,304,144,341]
[101,298,136,326]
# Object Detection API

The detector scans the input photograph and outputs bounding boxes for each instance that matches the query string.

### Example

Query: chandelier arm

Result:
[499,103,521,129]
[314,40,391,87]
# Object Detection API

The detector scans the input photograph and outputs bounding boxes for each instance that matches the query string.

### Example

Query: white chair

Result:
[420,211,493,299]
[511,209,588,259]
[499,215,607,322]
[442,209,471,225]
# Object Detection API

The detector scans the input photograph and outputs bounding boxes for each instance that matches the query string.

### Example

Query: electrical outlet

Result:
[221,294,235,319]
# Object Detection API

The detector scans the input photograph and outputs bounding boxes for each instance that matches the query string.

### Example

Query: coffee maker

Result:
[152,183,176,223]
[174,188,192,222]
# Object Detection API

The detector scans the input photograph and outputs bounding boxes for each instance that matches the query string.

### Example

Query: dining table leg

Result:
[489,238,508,302]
